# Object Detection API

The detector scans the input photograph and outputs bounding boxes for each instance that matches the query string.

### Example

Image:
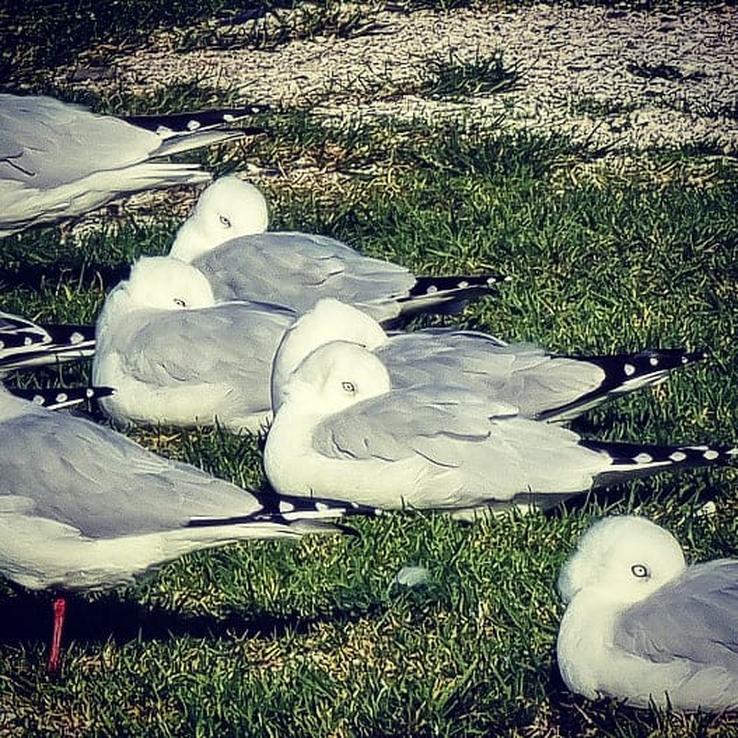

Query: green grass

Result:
[2,9,738,736]
[417,50,521,100]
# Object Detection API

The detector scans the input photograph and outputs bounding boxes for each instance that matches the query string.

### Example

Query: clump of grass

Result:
[418,49,521,100]
[626,60,706,82]
[175,1,387,53]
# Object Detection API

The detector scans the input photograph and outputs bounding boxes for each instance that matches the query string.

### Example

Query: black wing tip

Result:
[580,347,708,379]
[186,495,383,530]
[587,439,738,468]
[123,107,270,133]
[8,385,114,406]
[409,273,510,296]
[37,323,96,343]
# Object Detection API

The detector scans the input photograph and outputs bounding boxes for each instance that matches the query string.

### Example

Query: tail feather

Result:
[111,162,212,189]
[0,311,48,343]
[588,440,738,487]
[7,385,114,410]
[124,106,269,134]
[155,129,263,157]
[539,348,707,422]
[394,273,510,320]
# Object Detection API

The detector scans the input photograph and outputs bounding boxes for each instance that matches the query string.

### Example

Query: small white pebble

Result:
[393,566,430,588]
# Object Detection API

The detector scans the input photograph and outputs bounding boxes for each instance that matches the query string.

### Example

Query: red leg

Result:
[47,596,67,674]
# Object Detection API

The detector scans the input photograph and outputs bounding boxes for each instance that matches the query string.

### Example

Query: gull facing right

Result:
[0,383,377,672]
[169,175,508,324]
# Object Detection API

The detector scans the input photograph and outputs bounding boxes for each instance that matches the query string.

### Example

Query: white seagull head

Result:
[271,299,388,411]
[170,176,269,262]
[124,256,216,312]
[280,340,391,414]
[557,516,686,607]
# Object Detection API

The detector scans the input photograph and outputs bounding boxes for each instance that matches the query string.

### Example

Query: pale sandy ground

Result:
[64,3,738,154]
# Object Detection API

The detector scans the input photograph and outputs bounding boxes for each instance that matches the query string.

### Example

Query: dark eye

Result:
[631,564,649,579]
[341,381,356,394]
[173,298,187,308]
[219,215,231,228]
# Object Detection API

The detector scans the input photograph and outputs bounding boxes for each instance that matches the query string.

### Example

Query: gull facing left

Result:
[0,384,377,672]
[264,340,737,512]
[0,93,259,237]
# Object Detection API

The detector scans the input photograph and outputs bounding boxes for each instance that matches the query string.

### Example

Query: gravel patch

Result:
[66,3,738,154]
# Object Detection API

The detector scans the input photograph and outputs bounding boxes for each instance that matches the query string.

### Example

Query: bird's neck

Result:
[169,220,213,263]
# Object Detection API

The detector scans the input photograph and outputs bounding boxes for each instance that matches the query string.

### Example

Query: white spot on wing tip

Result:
[223,113,235,122]
[70,331,83,344]
[23,337,32,346]
[634,452,652,464]
[624,363,636,376]
[703,449,719,461]
[186,120,201,131]
[457,280,469,288]
[279,501,295,513]
[315,502,329,511]
[85,389,94,398]
[648,356,659,366]
[426,285,438,294]
[670,451,687,462]
[697,500,717,517]
[32,394,45,405]
[55,393,67,403]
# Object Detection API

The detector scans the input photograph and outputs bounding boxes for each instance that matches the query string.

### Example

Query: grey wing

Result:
[0,407,263,538]
[0,94,159,189]
[194,232,417,308]
[311,385,605,504]
[378,334,606,419]
[614,561,738,671]
[119,302,294,402]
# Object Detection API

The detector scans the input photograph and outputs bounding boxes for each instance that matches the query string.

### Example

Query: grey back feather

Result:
[311,384,607,506]
[114,301,294,411]
[193,232,416,308]
[0,94,158,189]
[0,402,263,538]
[377,333,606,419]
[614,560,738,672]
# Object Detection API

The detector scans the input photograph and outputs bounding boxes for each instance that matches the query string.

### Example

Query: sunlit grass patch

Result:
[0,65,737,737]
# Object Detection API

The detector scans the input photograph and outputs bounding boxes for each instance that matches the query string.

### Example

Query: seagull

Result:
[92,256,295,432]
[0,383,379,672]
[263,340,737,512]
[0,94,262,237]
[557,516,738,711]
[92,261,701,432]
[168,175,508,324]
[0,309,95,371]
[271,299,705,424]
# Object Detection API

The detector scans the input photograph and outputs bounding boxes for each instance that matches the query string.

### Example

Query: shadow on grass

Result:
[0,588,385,650]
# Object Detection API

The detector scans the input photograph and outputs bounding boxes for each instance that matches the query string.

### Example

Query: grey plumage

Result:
[614,560,738,674]
[377,334,700,422]
[0,94,250,236]
[95,299,295,430]
[193,232,418,321]
[0,388,375,592]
